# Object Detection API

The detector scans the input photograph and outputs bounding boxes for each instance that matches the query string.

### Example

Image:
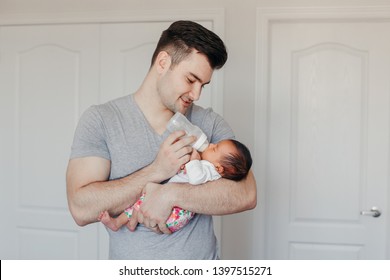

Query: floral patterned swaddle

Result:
[124,193,195,233]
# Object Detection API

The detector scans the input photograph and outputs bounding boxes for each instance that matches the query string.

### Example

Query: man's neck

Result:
[134,89,173,135]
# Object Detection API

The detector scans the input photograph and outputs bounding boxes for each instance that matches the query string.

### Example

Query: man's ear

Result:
[155,51,171,73]
[215,164,224,175]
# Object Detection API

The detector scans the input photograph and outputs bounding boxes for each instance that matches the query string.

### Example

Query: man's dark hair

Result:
[151,20,228,69]
[221,140,252,181]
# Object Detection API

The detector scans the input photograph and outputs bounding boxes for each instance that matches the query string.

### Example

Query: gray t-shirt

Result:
[70,94,234,259]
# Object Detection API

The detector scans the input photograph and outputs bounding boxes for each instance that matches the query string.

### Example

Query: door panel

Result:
[0,24,101,259]
[266,21,389,259]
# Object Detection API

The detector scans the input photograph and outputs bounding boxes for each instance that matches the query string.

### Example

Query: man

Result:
[66,20,256,259]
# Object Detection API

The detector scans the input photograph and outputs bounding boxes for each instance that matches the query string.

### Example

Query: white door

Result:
[0,24,101,259]
[265,20,389,259]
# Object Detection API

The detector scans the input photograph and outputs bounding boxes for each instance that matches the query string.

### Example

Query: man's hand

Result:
[128,182,173,234]
[126,207,164,234]
[150,130,196,180]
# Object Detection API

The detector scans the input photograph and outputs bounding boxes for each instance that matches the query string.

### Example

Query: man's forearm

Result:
[67,160,165,226]
[167,170,257,215]
[68,178,142,226]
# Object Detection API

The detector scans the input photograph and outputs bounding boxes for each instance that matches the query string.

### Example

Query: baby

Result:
[99,139,252,233]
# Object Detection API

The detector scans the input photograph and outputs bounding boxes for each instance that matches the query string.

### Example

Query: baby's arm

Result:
[174,148,206,184]
[180,149,200,171]
[190,149,201,161]
[185,160,211,185]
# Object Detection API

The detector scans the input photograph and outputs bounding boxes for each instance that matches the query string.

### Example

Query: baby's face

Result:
[200,140,236,166]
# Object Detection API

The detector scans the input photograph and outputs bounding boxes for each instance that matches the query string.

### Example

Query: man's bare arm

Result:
[66,157,161,226]
[136,169,257,231]
[66,131,195,227]
[174,169,257,215]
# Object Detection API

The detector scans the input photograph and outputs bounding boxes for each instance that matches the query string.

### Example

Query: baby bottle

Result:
[166,112,209,152]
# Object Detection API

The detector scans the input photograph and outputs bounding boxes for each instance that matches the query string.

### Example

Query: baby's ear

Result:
[215,164,224,175]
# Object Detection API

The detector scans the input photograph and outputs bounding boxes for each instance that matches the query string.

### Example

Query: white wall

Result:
[1,0,389,259]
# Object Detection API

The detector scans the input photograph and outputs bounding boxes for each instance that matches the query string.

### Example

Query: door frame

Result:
[255,6,390,259]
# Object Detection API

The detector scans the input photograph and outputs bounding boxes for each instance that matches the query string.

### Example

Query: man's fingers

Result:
[158,222,172,235]
[127,209,140,231]
[166,130,186,145]
[171,135,196,152]
[150,226,163,234]
[175,145,193,159]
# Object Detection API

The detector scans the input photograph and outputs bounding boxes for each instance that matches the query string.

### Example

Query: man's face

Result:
[158,50,214,114]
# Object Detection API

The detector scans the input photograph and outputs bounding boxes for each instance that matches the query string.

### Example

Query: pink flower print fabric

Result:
[124,193,195,233]
[124,194,144,219]
[166,207,195,233]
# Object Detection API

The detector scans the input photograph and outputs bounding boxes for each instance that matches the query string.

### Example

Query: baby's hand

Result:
[190,149,201,161]
[179,149,200,171]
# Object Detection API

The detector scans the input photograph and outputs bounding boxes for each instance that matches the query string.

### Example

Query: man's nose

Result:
[189,85,202,101]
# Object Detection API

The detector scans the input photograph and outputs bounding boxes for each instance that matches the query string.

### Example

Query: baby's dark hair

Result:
[151,20,227,69]
[220,139,252,181]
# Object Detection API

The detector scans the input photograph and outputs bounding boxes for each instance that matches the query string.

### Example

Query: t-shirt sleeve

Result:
[69,106,111,160]
[210,112,235,143]
[199,107,235,144]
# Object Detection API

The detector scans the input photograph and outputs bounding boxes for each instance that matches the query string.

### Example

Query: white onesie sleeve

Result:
[184,160,221,185]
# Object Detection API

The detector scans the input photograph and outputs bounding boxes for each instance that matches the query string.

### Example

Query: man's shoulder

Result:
[98,95,132,113]
[188,104,234,142]
[188,104,219,123]
[84,94,132,120]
